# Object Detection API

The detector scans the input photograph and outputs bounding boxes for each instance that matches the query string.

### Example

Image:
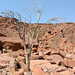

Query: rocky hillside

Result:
[0,16,75,75]
[0,16,75,52]
[38,23,75,52]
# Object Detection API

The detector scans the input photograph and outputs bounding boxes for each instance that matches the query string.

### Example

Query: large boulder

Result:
[32,66,48,75]
[44,54,64,64]
[0,54,13,74]
[30,60,59,75]
[30,60,50,75]
[66,54,75,60]
[62,59,75,68]
[0,37,39,51]
[3,42,24,51]
[0,53,13,64]
[30,60,74,75]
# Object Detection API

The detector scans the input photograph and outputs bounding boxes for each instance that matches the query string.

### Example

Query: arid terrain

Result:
[0,16,75,75]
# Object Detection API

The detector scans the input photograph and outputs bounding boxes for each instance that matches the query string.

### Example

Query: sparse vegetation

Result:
[17,49,24,53]
[31,28,46,39]
[17,57,25,63]
[50,35,61,49]
[8,52,18,58]
[7,49,13,53]
[60,63,65,67]
[7,32,14,37]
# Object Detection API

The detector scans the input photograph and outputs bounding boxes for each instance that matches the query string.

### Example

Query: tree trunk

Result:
[26,53,31,72]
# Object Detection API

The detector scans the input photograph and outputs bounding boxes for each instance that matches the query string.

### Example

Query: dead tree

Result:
[1,2,65,73]
[2,2,43,72]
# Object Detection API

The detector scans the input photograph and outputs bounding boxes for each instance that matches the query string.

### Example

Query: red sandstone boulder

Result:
[62,59,75,68]
[32,66,48,75]
[30,60,51,75]
[52,71,74,75]
[44,54,64,64]
[66,54,75,60]
[3,42,23,51]
[32,48,37,52]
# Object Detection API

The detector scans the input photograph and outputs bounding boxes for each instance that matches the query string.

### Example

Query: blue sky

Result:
[0,0,75,23]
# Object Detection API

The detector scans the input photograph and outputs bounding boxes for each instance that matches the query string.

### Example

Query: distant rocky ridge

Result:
[0,16,75,52]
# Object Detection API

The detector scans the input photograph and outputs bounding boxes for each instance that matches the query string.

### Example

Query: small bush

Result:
[7,49,13,53]
[17,49,24,53]
[8,52,18,58]
[17,57,25,62]
[31,28,46,39]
